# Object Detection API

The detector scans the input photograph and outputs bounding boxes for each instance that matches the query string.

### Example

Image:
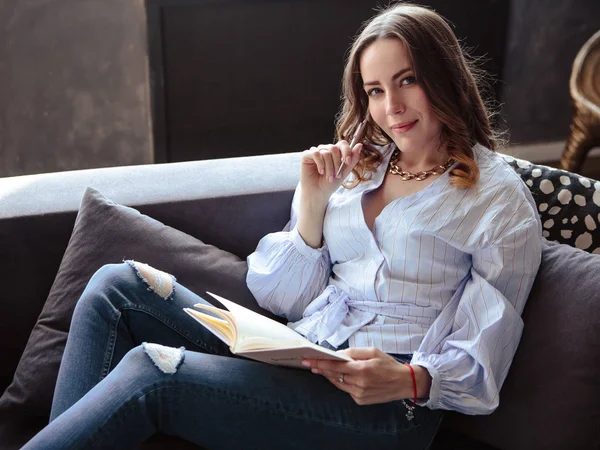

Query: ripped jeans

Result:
[23,262,443,450]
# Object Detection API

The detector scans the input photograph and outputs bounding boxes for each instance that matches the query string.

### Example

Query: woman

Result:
[24,3,542,449]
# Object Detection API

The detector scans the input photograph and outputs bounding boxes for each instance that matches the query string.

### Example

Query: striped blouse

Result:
[246,144,542,414]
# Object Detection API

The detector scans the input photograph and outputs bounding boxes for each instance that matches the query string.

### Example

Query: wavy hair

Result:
[336,3,502,189]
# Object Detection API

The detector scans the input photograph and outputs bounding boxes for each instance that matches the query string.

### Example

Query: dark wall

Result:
[150,0,600,162]
[501,0,600,144]
[151,0,510,163]
[0,0,153,178]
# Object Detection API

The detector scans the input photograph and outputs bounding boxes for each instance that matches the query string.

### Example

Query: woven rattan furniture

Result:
[560,30,600,172]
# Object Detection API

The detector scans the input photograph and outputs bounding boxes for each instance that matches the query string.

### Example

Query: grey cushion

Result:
[0,188,274,448]
[444,239,600,450]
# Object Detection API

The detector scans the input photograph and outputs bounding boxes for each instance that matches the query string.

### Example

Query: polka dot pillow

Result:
[501,154,600,254]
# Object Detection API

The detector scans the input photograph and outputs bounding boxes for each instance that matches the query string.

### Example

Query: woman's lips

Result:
[391,120,418,133]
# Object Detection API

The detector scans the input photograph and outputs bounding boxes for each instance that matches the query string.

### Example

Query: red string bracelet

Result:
[405,363,417,404]
[402,363,417,421]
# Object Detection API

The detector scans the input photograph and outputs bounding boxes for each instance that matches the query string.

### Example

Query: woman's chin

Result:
[391,138,419,153]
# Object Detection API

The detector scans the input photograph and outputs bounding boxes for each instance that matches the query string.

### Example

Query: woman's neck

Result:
[393,145,449,173]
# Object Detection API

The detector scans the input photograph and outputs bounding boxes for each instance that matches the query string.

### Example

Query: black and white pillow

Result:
[501,154,600,254]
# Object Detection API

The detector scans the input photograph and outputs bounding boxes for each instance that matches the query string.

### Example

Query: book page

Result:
[182,308,233,346]
[203,292,308,352]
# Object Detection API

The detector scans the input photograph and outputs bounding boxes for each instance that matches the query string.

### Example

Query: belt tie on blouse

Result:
[288,285,377,349]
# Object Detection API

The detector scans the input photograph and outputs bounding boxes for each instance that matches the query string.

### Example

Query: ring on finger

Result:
[339,373,345,383]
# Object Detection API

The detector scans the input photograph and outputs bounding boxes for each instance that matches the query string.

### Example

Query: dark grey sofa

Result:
[0,152,599,450]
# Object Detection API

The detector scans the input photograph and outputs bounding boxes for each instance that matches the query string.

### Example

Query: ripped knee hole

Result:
[125,260,176,300]
[142,343,185,374]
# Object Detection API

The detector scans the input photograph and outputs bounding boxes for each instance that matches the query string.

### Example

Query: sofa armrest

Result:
[0,152,301,392]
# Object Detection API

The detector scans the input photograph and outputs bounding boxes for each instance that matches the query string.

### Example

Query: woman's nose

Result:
[385,91,405,116]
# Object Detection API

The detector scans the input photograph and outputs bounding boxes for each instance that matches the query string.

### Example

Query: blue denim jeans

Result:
[23,263,443,450]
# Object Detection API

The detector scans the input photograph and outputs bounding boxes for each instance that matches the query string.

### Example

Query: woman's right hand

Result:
[296,140,363,248]
[300,140,363,205]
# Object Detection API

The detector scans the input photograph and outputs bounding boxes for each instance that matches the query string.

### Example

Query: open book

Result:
[183,292,352,369]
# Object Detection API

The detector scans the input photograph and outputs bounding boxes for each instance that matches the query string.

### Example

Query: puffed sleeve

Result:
[246,183,332,321]
[410,216,542,415]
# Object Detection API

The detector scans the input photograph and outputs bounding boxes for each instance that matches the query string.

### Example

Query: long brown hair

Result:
[336,3,501,189]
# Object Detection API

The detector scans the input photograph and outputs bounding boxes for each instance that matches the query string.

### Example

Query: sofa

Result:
[0,151,599,450]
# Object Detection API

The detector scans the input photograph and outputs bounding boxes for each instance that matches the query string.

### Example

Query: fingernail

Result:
[301,360,310,367]
[319,169,324,175]
[311,368,320,374]
[328,176,334,183]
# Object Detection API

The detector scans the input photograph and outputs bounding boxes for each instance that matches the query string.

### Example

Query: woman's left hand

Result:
[302,347,418,405]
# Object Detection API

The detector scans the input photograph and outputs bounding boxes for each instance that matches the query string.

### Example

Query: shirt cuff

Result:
[290,227,328,261]
[410,354,441,409]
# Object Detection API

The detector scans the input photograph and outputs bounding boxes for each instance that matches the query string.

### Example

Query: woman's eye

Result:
[367,87,383,96]
[401,76,416,86]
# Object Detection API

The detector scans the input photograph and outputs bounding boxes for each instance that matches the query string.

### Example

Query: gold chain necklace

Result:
[388,149,454,181]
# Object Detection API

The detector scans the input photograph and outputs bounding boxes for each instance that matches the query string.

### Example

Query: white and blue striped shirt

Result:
[246,144,542,414]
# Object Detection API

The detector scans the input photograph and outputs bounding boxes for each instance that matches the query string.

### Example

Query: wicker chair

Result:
[560,30,600,173]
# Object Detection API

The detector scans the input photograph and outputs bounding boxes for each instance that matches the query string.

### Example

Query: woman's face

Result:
[359,38,444,156]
